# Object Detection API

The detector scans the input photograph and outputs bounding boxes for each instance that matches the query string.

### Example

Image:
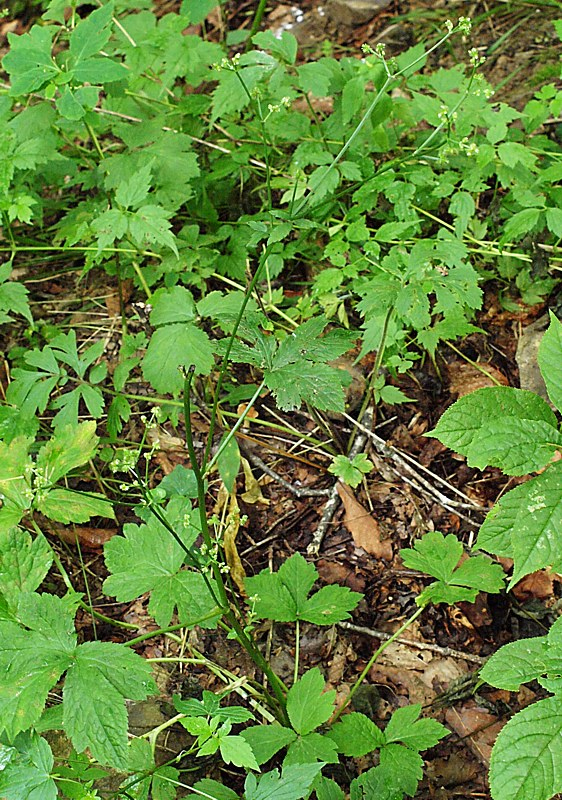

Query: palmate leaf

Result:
[0,732,57,800]
[103,506,220,628]
[3,26,60,94]
[0,593,155,768]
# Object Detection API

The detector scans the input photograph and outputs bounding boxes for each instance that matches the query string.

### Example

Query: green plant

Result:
[429,312,562,800]
[0,0,561,797]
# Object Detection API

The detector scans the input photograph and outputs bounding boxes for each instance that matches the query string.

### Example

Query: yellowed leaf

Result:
[240,457,269,505]
[223,494,247,594]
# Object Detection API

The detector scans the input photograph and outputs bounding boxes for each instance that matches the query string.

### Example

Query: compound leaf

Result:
[240,725,297,765]
[383,704,448,751]
[328,712,384,757]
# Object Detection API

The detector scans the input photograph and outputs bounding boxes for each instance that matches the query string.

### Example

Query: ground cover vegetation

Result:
[0,0,561,797]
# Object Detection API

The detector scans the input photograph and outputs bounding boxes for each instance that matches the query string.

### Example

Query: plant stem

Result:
[124,611,222,647]
[204,380,265,475]
[293,619,300,685]
[332,605,424,723]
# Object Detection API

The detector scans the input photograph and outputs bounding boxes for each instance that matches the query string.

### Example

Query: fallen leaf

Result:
[447,361,508,398]
[223,494,247,594]
[511,569,556,602]
[52,525,116,550]
[337,483,392,560]
[445,703,504,764]
[240,457,269,505]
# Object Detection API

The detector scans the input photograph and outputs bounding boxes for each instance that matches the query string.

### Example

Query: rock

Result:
[326,0,391,26]
[515,314,550,403]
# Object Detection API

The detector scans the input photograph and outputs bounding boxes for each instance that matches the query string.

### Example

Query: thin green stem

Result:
[293,619,300,685]
[332,605,424,723]
[124,612,221,647]
[246,0,269,45]
[204,380,265,476]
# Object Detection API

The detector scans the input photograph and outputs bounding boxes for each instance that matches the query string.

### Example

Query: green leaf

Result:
[103,511,220,628]
[284,732,339,765]
[36,422,99,485]
[142,324,214,394]
[216,435,240,493]
[480,637,550,691]
[4,27,59,94]
[379,744,424,795]
[36,488,115,524]
[477,461,562,587]
[128,205,179,256]
[427,387,560,475]
[489,695,562,800]
[0,529,53,609]
[0,593,76,739]
[150,286,196,326]
[63,640,156,768]
[328,453,373,488]
[546,207,562,238]
[502,207,542,242]
[180,0,218,24]
[0,732,56,800]
[265,361,349,413]
[190,779,238,800]
[69,3,114,62]
[327,712,384,757]
[401,531,505,606]
[538,313,562,413]
[219,735,259,771]
[286,668,336,736]
[252,30,297,64]
[241,725,297,765]
[115,162,152,209]
[244,763,324,800]
[383,704,448,751]
[0,437,34,530]
[245,553,361,624]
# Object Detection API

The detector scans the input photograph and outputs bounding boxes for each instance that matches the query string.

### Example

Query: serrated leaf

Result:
[150,286,196,326]
[128,205,178,256]
[477,461,562,586]
[0,530,53,609]
[538,313,562,413]
[383,704,448,751]
[427,387,560,475]
[328,712,384,757]
[244,763,324,800]
[241,725,297,765]
[219,735,259,771]
[103,512,220,627]
[69,2,114,61]
[379,744,423,796]
[284,732,339,765]
[37,489,115,524]
[480,637,549,691]
[0,437,34,529]
[265,361,349,412]
[142,323,214,394]
[0,732,56,800]
[4,27,59,94]
[115,162,152,209]
[286,668,335,735]
[299,584,361,625]
[36,421,99,484]
[63,640,156,768]
[0,594,76,739]
[401,531,505,606]
[489,695,562,800]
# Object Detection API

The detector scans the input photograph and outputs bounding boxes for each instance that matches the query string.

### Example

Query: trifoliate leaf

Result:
[489,696,562,800]
[286,668,336,736]
[103,511,220,628]
[327,712,384,757]
[244,763,324,800]
[241,725,297,765]
[63,640,156,768]
[245,553,361,624]
[328,453,373,488]
[427,387,560,475]
[477,462,562,587]
[401,531,505,606]
[538,312,562,413]
[0,529,53,609]
[0,731,57,800]
[383,704,448,751]
[142,324,214,394]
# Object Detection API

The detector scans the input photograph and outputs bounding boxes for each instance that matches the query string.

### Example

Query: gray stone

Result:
[326,0,391,26]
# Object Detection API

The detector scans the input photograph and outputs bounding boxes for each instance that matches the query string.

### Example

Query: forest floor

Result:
[1,0,562,797]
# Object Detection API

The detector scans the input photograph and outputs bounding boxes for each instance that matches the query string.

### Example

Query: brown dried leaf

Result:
[53,525,116,550]
[447,361,508,398]
[444,703,503,764]
[337,483,392,560]
[240,457,269,506]
[223,494,247,594]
